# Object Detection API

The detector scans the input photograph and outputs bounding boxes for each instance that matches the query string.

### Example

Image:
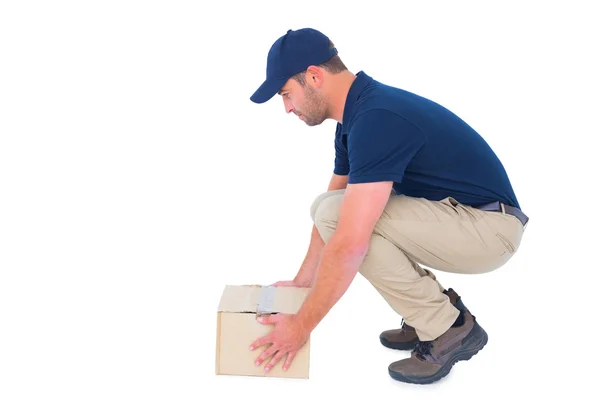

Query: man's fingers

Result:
[272,281,294,287]
[248,334,272,351]
[265,349,286,373]
[282,351,297,371]
[256,315,272,325]
[256,314,283,325]
[254,344,278,367]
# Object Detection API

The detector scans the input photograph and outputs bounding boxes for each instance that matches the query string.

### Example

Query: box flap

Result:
[217,285,310,314]
[217,285,262,312]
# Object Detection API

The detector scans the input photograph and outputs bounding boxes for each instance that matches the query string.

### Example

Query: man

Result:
[247,28,528,384]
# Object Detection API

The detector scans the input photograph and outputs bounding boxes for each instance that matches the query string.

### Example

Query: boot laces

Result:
[414,340,434,361]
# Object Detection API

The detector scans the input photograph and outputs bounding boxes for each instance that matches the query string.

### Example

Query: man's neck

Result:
[328,71,357,124]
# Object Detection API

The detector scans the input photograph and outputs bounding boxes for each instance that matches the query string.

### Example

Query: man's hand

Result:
[249,314,310,373]
[270,280,310,288]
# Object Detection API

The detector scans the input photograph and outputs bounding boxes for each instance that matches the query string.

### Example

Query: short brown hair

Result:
[292,40,347,85]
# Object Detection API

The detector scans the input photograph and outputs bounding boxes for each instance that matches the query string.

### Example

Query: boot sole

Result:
[388,321,488,385]
[379,335,419,351]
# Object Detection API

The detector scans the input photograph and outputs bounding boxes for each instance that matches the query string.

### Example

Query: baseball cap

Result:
[250,28,338,104]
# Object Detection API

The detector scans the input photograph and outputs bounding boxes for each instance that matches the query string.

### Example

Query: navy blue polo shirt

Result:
[334,71,520,209]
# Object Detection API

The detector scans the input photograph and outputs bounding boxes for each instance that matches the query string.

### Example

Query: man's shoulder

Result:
[353,78,481,139]
[348,80,425,135]
[352,80,425,119]
[347,107,426,147]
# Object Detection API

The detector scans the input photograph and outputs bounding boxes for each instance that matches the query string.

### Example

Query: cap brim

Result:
[250,77,288,104]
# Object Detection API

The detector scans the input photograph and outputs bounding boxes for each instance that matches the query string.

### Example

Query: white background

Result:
[1,1,599,399]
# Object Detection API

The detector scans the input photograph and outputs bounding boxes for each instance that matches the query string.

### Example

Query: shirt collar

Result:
[341,71,373,132]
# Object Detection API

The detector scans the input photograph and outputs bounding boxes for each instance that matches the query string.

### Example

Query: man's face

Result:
[278,77,328,126]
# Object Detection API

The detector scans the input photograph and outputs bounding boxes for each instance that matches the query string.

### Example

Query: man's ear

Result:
[305,65,324,88]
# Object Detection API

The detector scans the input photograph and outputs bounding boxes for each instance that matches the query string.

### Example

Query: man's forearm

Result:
[294,235,367,333]
[294,173,348,287]
[293,225,324,286]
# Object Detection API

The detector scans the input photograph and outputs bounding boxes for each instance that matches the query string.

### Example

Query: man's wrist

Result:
[291,310,314,337]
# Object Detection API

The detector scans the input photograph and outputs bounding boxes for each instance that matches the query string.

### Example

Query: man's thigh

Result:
[375,195,523,274]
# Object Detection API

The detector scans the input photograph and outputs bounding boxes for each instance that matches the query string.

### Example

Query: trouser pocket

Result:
[496,232,515,254]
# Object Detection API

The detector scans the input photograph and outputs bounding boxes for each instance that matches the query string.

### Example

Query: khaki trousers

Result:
[310,189,525,341]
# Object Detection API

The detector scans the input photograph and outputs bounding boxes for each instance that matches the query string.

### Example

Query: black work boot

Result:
[388,309,488,384]
[379,288,468,350]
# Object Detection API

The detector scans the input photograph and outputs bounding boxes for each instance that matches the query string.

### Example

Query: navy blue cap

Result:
[250,28,338,104]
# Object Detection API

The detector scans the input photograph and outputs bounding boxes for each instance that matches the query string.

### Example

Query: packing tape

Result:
[256,285,277,314]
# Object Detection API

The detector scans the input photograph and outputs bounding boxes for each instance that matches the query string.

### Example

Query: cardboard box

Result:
[215,284,311,379]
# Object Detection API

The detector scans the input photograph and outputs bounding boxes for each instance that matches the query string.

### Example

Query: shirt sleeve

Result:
[333,123,350,175]
[347,109,426,184]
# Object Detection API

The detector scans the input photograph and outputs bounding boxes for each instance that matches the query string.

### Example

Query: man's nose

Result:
[283,97,294,114]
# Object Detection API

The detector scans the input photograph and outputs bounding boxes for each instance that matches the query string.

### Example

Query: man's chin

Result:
[303,117,325,127]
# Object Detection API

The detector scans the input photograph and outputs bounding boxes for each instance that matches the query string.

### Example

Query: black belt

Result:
[475,201,529,227]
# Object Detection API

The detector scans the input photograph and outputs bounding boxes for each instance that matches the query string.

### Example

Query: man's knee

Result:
[311,193,344,242]
[309,189,345,222]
